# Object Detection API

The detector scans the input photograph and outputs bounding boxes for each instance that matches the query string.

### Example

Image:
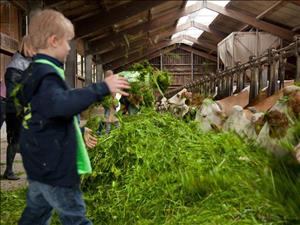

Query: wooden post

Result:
[225,75,229,97]
[268,49,279,96]
[242,66,247,90]
[65,40,76,88]
[96,64,104,82]
[216,70,223,99]
[258,62,263,91]
[85,54,93,86]
[278,52,286,89]
[235,62,240,93]
[205,76,209,95]
[199,83,203,95]
[249,56,258,103]
[295,35,300,82]
[221,75,227,98]
[267,49,271,93]
[267,49,273,96]
[160,53,163,71]
[191,52,194,81]
[229,70,234,96]
[210,73,215,97]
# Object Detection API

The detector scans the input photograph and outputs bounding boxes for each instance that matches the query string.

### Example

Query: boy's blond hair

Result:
[28,9,74,50]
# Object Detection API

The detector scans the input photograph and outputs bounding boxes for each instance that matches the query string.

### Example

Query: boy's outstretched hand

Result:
[84,127,98,148]
[104,75,130,96]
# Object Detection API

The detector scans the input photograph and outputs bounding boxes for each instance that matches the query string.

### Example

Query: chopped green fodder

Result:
[82,109,300,225]
[1,109,299,225]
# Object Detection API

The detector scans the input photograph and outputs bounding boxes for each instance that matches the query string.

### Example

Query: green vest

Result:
[34,59,92,175]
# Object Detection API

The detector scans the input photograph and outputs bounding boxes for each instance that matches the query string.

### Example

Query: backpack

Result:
[10,64,34,127]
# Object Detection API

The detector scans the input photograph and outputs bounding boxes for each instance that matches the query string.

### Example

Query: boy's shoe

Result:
[3,172,20,180]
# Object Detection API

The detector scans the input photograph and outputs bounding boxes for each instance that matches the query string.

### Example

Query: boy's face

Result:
[50,35,72,63]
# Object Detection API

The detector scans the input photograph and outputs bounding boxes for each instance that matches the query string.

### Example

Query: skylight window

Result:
[185,27,203,38]
[171,32,185,40]
[171,27,203,40]
[192,8,219,26]
[209,1,230,7]
[175,0,231,43]
[186,0,199,7]
[181,39,194,46]
[177,16,189,26]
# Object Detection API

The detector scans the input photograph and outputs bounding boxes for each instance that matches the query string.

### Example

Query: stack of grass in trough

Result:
[82,109,300,225]
[119,61,171,113]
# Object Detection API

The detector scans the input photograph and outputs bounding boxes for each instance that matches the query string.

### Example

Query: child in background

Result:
[18,9,129,225]
[3,35,35,180]
[101,70,120,134]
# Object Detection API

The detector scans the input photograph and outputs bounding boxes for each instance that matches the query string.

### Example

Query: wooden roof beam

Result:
[121,44,180,71]
[104,39,183,70]
[205,1,294,41]
[291,1,300,7]
[96,21,220,65]
[87,2,205,53]
[178,45,217,62]
[240,1,288,31]
[11,0,28,11]
[97,24,191,64]
[75,1,164,39]
[181,35,217,52]
[147,45,179,61]
[192,21,226,41]
[44,0,67,8]
[105,36,217,70]
[91,21,192,57]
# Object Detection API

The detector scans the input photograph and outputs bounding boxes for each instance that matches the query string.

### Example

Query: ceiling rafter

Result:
[192,21,226,41]
[96,23,192,64]
[240,1,289,31]
[291,1,300,7]
[104,40,175,70]
[178,45,217,62]
[120,44,180,71]
[180,35,217,52]
[43,0,66,8]
[87,2,206,54]
[93,23,191,59]
[11,0,28,11]
[205,1,294,41]
[75,1,164,39]
[104,36,217,71]
[95,20,221,65]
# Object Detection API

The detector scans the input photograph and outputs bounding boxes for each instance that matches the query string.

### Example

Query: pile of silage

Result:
[82,109,300,225]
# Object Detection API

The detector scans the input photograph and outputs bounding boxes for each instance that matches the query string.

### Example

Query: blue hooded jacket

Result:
[20,54,110,187]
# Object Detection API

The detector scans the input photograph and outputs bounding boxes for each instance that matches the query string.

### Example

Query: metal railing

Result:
[165,35,300,103]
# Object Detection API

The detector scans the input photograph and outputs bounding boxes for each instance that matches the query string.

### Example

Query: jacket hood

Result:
[7,52,32,71]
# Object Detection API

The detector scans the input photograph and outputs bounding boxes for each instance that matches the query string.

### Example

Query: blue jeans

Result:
[19,180,92,225]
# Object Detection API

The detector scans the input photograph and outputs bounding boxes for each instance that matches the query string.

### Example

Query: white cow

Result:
[157,88,192,117]
[223,105,253,137]
[195,98,225,132]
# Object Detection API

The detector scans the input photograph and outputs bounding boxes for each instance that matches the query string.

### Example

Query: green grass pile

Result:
[82,109,300,225]
[1,109,299,225]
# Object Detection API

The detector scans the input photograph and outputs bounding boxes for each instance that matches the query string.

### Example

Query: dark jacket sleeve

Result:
[5,68,23,113]
[34,75,110,119]
[5,68,22,98]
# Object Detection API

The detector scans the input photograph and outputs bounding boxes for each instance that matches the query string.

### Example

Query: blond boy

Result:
[18,9,129,225]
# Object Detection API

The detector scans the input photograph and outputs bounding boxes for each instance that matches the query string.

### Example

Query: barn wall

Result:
[0,2,23,84]
[149,48,216,91]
